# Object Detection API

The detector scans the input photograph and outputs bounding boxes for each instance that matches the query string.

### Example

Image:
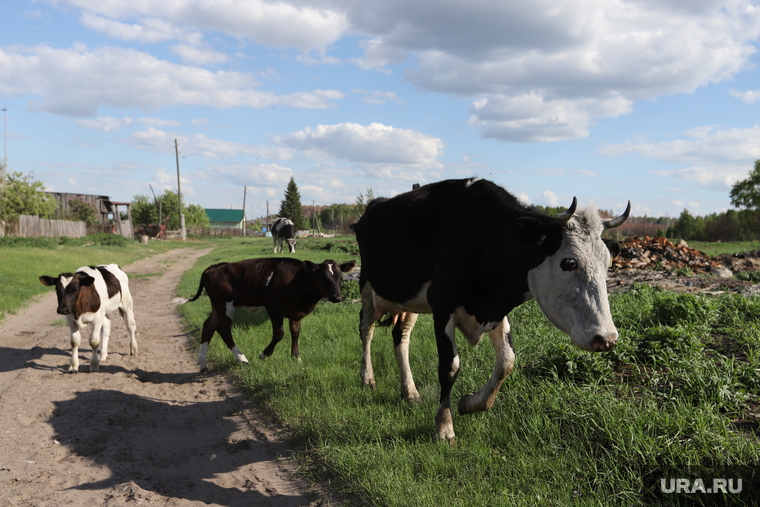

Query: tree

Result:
[730,160,760,210]
[0,171,57,221]
[278,177,306,230]
[131,190,209,229]
[355,189,375,216]
[67,196,98,226]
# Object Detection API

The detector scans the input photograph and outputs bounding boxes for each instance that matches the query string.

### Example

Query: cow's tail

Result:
[172,262,226,305]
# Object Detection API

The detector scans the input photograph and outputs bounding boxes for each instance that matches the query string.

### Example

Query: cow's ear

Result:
[340,261,356,273]
[39,276,57,287]
[303,261,319,272]
[79,275,96,287]
[516,217,546,246]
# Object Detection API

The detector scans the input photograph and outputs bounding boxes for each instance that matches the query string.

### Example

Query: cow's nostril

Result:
[591,334,615,352]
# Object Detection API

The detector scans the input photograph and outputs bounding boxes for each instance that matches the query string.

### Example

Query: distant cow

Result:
[39,264,138,373]
[272,218,297,253]
[134,224,163,239]
[351,178,630,440]
[176,257,356,371]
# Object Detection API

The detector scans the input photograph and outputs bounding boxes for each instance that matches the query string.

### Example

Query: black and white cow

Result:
[39,264,138,373]
[272,218,297,253]
[351,178,630,441]
[175,257,356,371]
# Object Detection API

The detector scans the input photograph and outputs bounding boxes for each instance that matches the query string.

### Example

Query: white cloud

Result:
[600,125,760,190]
[74,116,133,132]
[542,190,559,206]
[137,117,182,127]
[343,0,760,142]
[62,0,348,52]
[0,44,344,116]
[729,89,760,103]
[170,43,228,65]
[129,127,293,160]
[272,122,444,167]
[352,89,403,104]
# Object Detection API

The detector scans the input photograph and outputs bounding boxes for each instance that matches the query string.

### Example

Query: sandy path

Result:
[0,247,329,506]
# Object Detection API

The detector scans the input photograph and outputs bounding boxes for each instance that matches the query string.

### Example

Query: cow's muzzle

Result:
[57,307,70,315]
[328,295,343,303]
[591,334,616,352]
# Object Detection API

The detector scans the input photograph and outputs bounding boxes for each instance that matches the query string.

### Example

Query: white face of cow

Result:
[527,207,618,352]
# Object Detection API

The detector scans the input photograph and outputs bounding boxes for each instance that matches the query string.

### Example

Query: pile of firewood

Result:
[612,236,717,273]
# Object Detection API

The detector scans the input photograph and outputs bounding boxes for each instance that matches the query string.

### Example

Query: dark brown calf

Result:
[178,257,356,371]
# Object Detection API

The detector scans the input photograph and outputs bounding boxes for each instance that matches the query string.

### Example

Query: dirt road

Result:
[0,247,328,506]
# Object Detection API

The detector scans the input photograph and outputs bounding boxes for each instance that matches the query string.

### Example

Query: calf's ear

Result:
[303,260,319,272]
[79,275,96,287]
[516,217,547,246]
[340,260,357,273]
[39,276,58,287]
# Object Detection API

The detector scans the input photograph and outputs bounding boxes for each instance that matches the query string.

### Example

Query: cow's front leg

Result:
[359,283,377,389]
[99,316,112,363]
[68,319,82,373]
[433,311,460,442]
[289,320,302,360]
[458,317,514,415]
[393,312,420,402]
[89,317,104,371]
[260,314,285,360]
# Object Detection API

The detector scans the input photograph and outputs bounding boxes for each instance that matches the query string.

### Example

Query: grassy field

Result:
[0,234,200,320]
[176,237,760,507]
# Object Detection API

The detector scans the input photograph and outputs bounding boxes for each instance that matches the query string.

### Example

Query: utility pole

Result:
[1,107,6,185]
[241,186,247,235]
[175,139,186,240]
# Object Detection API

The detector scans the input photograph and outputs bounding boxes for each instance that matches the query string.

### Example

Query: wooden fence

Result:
[18,215,87,238]
[185,226,265,238]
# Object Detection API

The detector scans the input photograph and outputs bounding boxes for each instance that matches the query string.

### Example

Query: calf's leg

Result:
[289,320,301,360]
[259,314,285,360]
[119,304,138,356]
[67,318,82,373]
[89,316,105,371]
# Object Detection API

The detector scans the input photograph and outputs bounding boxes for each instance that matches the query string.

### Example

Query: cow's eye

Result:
[560,258,578,272]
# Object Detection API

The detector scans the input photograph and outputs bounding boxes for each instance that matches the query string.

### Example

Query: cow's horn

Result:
[603,201,631,229]
[556,197,577,226]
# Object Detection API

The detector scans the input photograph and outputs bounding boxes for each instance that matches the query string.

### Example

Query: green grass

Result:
[688,241,759,258]
[178,238,760,507]
[0,235,201,320]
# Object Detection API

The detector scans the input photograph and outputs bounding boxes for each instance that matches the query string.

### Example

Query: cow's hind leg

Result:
[259,314,285,360]
[119,304,138,356]
[458,317,514,415]
[289,320,302,360]
[198,310,218,371]
[393,312,420,402]
[433,311,460,442]
[217,311,249,365]
[359,282,377,389]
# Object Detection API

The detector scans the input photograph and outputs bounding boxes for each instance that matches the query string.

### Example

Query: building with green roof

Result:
[205,209,245,228]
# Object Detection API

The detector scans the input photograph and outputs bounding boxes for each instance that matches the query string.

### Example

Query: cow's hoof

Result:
[67,369,78,374]
[200,367,210,373]
[259,353,270,360]
[362,380,377,391]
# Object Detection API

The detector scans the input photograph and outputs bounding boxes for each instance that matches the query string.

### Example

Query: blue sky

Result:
[2,0,760,220]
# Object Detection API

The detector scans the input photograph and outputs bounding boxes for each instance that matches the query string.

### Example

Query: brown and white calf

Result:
[175,257,356,371]
[39,264,137,373]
